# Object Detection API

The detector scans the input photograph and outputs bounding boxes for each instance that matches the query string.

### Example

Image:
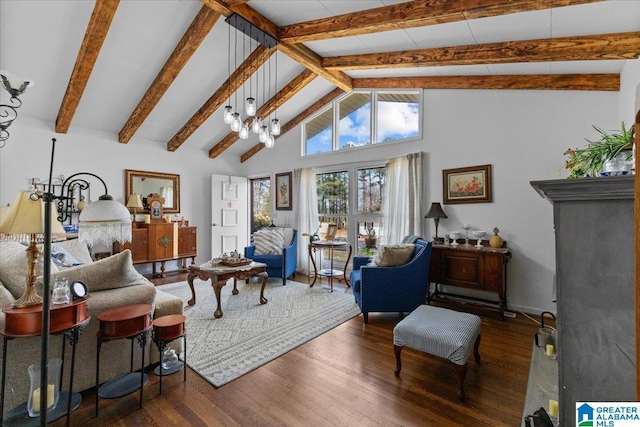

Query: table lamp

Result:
[126,193,144,226]
[0,190,66,307]
[425,202,447,244]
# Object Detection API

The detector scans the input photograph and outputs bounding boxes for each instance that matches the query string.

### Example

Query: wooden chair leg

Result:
[394,345,403,377]
[473,334,481,363]
[362,312,369,324]
[453,363,467,402]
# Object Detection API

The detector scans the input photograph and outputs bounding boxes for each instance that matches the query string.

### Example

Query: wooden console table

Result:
[114,223,197,278]
[1,297,90,426]
[428,242,511,319]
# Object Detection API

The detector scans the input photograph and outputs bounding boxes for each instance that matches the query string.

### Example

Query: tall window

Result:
[316,165,386,262]
[250,177,271,233]
[303,90,421,156]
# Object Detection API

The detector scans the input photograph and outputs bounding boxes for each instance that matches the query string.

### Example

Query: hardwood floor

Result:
[52,273,539,426]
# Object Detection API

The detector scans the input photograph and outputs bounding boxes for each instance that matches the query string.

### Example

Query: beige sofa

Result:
[0,240,184,411]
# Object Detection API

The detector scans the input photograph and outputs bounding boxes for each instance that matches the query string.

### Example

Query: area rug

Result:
[159,278,361,387]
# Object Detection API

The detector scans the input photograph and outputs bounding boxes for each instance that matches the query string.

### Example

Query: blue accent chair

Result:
[245,229,298,285]
[349,238,433,323]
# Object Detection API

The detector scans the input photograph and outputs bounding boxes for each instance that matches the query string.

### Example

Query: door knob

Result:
[212,222,218,227]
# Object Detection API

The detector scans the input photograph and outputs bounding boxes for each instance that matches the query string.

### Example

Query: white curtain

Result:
[294,168,319,275]
[407,152,424,238]
[381,152,424,244]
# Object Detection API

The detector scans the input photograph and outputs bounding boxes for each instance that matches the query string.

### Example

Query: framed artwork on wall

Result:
[275,172,292,210]
[443,164,492,204]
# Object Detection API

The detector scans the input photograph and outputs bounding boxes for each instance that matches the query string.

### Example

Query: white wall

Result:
[238,88,621,315]
[619,57,640,124]
[1,82,629,315]
[0,116,243,272]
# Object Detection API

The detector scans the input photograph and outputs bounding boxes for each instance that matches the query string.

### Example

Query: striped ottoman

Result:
[393,305,481,401]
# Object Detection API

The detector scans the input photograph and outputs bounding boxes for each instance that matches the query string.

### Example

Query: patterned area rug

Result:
[159,278,360,387]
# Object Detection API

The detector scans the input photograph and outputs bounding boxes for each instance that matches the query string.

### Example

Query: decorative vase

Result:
[364,238,377,248]
[162,346,179,370]
[27,358,61,417]
[489,227,503,248]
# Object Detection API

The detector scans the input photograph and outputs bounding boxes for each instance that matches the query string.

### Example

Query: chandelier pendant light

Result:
[224,13,279,146]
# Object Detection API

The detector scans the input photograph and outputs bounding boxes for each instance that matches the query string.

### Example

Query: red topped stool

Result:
[152,314,186,394]
[95,303,153,417]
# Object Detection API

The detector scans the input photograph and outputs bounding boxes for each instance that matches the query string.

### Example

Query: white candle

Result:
[548,399,559,418]
[546,344,555,357]
[31,384,55,411]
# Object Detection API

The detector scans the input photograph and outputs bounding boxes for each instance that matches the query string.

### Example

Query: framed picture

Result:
[275,172,292,210]
[442,164,492,204]
[325,223,337,241]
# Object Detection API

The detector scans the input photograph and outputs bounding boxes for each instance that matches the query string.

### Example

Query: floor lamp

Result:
[1,138,131,425]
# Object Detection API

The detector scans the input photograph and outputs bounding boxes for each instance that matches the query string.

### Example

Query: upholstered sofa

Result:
[244,227,297,284]
[349,238,433,323]
[0,240,184,411]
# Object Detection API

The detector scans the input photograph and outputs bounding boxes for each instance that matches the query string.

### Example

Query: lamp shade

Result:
[425,202,447,219]
[0,190,65,238]
[126,193,143,209]
[0,69,35,97]
[78,195,132,246]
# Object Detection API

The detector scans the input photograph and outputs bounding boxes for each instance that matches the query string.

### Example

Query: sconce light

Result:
[425,202,447,244]
[0,70,34,147]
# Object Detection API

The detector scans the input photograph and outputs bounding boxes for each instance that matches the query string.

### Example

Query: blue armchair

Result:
[245,229,298,285]
[349,239,433,323]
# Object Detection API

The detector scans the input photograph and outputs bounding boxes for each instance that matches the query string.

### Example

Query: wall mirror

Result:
[125,169,180,214]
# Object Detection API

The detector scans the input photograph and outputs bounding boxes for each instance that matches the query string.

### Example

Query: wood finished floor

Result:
[51,273,539,427]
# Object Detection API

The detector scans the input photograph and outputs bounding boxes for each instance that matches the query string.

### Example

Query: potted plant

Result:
[363,225,377,248]
[563,122,635,178]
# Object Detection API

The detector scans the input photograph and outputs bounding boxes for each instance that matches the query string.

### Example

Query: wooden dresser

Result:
[428,242,511,319]
[114,222,197,277]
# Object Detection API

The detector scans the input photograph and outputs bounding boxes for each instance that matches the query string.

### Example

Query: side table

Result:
[1,297,90,427]
[309,241,352,292]
[152,314,186,395]
[95,303,152,417]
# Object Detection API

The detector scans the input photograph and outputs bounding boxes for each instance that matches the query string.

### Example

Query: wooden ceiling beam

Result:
[119,5,220,144]
[55,0,120,134]
[241,87,345,162]
[323,32,640,70]
[209,69,317,159]
[199,0,352,91]
[353,74,620,91]
[166,45,272,152]
[279,0,601,44]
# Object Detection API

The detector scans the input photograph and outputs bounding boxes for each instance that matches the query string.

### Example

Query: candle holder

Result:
[27,358,61,417]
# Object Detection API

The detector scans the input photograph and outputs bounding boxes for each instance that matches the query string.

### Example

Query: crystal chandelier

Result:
[223,14,280,148]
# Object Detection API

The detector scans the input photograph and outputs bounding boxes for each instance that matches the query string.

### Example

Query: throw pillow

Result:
[273,227,294,247]
[53,239,93,264]
[254,229,284,255]
[372,244,415,267]
[50,249,147,293]
[50,244,82,268]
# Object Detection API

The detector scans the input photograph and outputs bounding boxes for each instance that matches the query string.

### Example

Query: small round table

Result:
[308,241,352,292]
[152,314,187,394]
[95,303,153,417]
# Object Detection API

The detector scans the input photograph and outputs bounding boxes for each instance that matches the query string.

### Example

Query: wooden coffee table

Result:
[187,261,268,318]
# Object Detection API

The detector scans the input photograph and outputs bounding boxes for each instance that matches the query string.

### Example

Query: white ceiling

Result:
[1,0,639,158]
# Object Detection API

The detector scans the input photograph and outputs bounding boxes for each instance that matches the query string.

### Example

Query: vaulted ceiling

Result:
[1,0,639,162]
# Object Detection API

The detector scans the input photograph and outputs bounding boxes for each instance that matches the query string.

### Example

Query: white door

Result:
[211,174,249,257]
